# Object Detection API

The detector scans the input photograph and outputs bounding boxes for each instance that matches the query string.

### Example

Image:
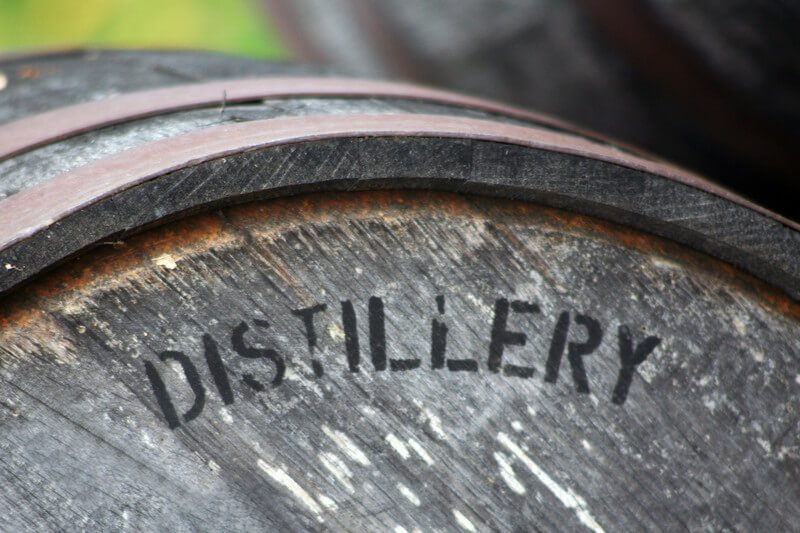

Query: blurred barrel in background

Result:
[0,50,799,530]
[263,0,800,219]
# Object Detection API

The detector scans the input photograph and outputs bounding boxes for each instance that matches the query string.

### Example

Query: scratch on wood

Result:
[498,432,605,532]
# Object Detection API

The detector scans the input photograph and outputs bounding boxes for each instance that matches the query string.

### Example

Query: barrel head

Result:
[1,191,797,530]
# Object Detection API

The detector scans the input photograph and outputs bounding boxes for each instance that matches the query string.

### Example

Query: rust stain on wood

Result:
[16,66,42,80]
[1,190,798,340]
[0,212,229,332]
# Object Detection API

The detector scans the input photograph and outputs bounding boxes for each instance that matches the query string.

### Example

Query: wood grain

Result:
[1,191,797,530]
[1,50,798,531]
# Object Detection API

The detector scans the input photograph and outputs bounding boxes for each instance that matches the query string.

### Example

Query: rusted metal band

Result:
[1,112,798,305]
[1,112,797,254]
[0,76,594,161]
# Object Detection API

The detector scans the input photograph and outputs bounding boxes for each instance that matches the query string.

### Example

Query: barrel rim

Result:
[2,74,793,231]
[0,113,798,302]
[0,76,608,158]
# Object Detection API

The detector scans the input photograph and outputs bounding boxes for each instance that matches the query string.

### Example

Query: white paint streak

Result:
[413,399,448,440]
[408,438,435,466]
[494,452,526,495]
[397,483,421,506]
[154,254,178,269]
[283,365,324,397]
[359,404,378,417]
[219,408,234,424]
[167,360,189,383]
[140,430,155,449]
[327,323,345,341]
[319,452,354,493]
[257,459,323,520]
[778,446,800,461]
[650,256,682,271]
[498,433,605,532]
[317,494,338,511]
[426,411,447,440]
[758,438,772,454]
[322,425,371,466]
[464,292,493,315]
[453,509,477,532]
[386,433,411,459]
[702,395,718,412]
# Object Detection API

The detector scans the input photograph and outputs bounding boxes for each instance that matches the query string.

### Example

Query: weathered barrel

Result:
[263,0,800,220]
[1,50,799,531]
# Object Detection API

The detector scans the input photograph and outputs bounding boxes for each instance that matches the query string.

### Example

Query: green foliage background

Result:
[0,0,289,58]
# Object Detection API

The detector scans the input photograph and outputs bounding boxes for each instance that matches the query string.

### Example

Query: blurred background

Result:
[0,0,287,59]
[1,0,798,218]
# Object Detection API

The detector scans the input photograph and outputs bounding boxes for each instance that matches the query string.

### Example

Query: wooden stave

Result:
[0,92,798,303]
[0,51,797,304]
[0,51,799,530]
[1,189,798,530]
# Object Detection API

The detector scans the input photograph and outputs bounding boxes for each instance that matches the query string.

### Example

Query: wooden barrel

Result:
[1,50,799,530]
[263,0,800,220]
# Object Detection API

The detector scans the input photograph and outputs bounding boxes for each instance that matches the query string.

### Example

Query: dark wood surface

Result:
[0,50,798,531]
[0,49,324,124]
[1,191,798,530]
[3,126,799,303]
